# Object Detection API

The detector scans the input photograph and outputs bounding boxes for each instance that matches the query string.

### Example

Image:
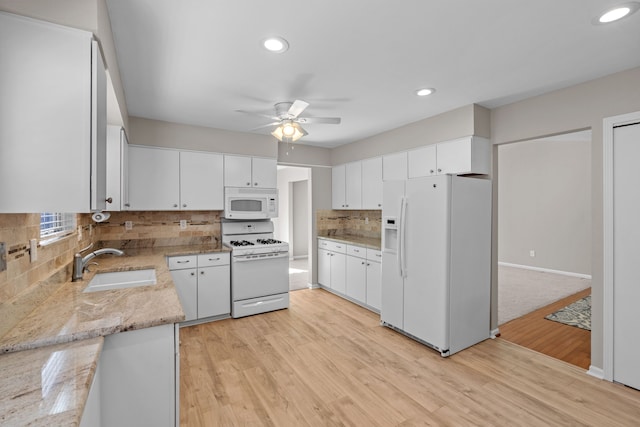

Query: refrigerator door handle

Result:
[397,196,404,278]
[399,196,407,278]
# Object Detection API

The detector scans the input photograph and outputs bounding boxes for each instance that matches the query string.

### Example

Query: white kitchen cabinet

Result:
[332,162,364,209]
[100,323,178,427]
[383,152,408,181]
[318,248,332,287]
[436,136,491,175]
[408,145,437,178]
[168,253,230,321]
[346,250,367,302]
[362,157,383,209]
[80,363,102,427]
[0,12,107,213]
[317,239,346,293]
[331,165,346,209]
[366,249,382,311]
[180,151,224,210]
[129,146,181,210]
[224,155,277,188]
[105,126,130,211]
[331,252,347,294]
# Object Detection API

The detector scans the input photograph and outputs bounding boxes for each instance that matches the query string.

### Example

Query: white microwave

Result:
[224,187,278,219]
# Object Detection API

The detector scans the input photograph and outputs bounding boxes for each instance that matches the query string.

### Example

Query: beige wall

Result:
[0,0,130,129]
[330,104,491,165]
[309,167,332,285]
[278,141,331,167]
[128,116,277,157]
[491,66,640,370]
[498,133,591,275]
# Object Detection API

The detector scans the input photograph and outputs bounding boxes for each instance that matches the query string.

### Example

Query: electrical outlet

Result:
[125,221,133,231]
[530,250,536,257]
[180,220,187,230]
[365,217,369,224]
[30,239,37,262]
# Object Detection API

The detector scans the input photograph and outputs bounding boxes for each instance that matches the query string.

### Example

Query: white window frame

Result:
[40,213,77,245]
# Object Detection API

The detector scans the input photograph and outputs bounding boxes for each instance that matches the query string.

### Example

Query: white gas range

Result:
[221,219,289,318]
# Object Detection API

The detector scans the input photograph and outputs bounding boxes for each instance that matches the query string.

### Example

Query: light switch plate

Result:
[125,221,133,230]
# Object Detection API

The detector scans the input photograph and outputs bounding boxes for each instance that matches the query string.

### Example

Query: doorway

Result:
[274,165,312,291]
[497,130,592,368]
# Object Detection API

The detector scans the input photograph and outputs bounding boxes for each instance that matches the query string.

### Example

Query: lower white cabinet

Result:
[168,253,230,321]
[80,363,102,427]
[99,323,179,427]
[318,239,381,311]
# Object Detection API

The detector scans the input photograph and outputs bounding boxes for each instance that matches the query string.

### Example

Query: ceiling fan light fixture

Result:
[262,37,289,53]
[271,120,306,143]
[416,88,435,97]
[593,2,639,24]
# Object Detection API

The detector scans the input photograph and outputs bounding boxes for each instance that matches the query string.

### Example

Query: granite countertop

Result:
[317,234,382,250]
[0,244,228,425]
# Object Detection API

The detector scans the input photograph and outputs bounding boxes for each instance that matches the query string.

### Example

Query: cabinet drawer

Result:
[325,240,347,253]
[346,245,366,258]
[167,255,197,270]
[318,239,331,250]
[197,252,229,267]
[367,249,382,262]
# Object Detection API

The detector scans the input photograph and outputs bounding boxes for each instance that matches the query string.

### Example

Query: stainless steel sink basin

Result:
[83,269,157,293]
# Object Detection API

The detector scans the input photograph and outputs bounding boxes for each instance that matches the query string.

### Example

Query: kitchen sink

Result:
[83,269,157,293]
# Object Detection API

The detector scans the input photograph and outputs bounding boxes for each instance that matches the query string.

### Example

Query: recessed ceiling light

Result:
[262,37,289,53]
[593,2,639,24]
[416,88,435,97]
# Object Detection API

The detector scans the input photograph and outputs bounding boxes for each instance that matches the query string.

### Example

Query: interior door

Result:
[403,175,449,350]
[613,122,640,390]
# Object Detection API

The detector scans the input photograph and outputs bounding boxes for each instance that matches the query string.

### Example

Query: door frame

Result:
[603,110,640,382]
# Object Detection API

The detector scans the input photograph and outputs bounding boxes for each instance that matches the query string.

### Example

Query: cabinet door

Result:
[318,249,331,286]
[366,260,381,310]
[383,152,408,181]
[121,131,130,210]
[346,255,366,303]
[331,252,347,294]
[332,165,346,209]
[198,265,231,318]
[436,138,471,174]
[252,157,277,188]
[0,14,101,213]
[180,151,224,210]
[345,162,362,209]
[362,157,383,209]
[170,269,198,321]
[224,155,252,187]
[408,145,437,178]
[106,126,129,211]
[129,146,180,210]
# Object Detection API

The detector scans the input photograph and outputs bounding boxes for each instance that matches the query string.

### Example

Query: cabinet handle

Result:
[183,204,187,208]
[124,203,130,207]
[176,260,191,264]
[378,203,381,207]
[430,169,434,174]
[105,197,113,204]
[209,257,220,261]
[190,272,195,276]
[200,271,205,275]
[361,261,365,265]
[246,182,251,186]
[254,182,258,186]
[173,204,178,208]
[367,263,370,266]
[354,249,359,252]
[437,168,442,173]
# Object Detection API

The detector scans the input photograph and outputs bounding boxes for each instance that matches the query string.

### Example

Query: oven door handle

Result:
[233,252,289,262]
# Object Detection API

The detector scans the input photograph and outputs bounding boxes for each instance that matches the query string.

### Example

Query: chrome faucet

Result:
[72,243,125,281]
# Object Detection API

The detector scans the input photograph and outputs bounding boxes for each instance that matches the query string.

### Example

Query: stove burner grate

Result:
[256,238,283,245]
[230,240,254,246]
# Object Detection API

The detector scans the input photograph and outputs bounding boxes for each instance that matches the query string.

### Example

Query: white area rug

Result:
[498,265,591,325]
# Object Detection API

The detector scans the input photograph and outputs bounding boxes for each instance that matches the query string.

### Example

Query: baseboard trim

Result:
[587,365,605,380]
[291,255,309,260]
[498,262,592,280]
[309,283,321,289]
[490,328,500,339]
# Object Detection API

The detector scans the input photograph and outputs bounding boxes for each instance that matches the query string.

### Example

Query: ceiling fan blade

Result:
[296,117,341,125]
[235,109,279,120]
[287,100,309,118]
[250,122,281,131]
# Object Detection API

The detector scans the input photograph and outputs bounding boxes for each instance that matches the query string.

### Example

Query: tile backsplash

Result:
[316,209,382,239]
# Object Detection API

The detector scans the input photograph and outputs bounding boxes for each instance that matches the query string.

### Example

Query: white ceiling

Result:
[106,0,640,148]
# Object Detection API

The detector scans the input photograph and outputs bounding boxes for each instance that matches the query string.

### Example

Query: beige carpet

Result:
[289,258,309,291]
[498,265,591,325]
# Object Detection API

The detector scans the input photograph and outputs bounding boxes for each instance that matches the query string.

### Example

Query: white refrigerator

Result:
[381,174,491,356]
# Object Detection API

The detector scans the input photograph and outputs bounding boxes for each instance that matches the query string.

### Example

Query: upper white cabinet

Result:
[128,146,224,210]
[361,157,383,209]
[224,155,277,188]
[106,126,130,211]
[0,12,107,213]
[408,145,437,178]
[333,159,381,210]
[129,146,180,210]
[383,152,408,181]
[436,136,491,175]
[180,151,224,210]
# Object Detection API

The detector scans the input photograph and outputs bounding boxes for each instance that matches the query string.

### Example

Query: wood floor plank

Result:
[180,289,640,426]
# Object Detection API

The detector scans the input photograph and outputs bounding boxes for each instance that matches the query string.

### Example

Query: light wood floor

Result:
[499,288,591,369]
[180,288,640,426]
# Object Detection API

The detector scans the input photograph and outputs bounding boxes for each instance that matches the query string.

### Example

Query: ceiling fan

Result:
[237,100,341,143]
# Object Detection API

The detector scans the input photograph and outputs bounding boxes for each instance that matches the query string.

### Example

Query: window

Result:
[40,213,76,244]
